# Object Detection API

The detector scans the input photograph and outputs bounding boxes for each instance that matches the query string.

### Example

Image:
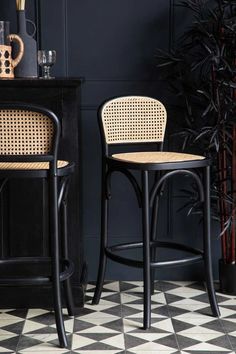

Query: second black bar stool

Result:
[92,95,220,329]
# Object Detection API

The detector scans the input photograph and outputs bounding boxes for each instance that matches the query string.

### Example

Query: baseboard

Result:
[0,283,86,309]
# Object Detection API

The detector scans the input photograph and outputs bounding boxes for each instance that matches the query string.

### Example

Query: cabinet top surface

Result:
[0,77,83,88]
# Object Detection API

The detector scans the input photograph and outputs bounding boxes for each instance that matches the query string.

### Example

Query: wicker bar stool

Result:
[0,103,75,348]
[92,96,220,329]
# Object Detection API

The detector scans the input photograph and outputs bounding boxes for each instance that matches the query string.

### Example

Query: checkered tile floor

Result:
[0,281,236,353]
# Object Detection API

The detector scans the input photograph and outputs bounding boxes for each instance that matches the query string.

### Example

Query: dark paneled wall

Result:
[1,0,221,280]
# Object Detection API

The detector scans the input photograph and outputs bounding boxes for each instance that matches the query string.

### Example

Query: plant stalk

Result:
[231,125,236,263]
[219,144,228,261]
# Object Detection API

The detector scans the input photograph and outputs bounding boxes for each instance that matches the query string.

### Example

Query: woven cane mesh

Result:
[0,109,54,155]
[0,160,68,170]
[101,96,167,145]
[112,151,205,164]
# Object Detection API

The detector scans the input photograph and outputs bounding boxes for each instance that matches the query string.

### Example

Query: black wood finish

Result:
[0,78,86,308]
[0,0,221,284]
[92,96,220,329]
[0,102,74,347]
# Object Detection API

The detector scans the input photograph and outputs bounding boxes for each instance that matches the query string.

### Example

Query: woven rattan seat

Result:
[112,151,205,164]
[0,160,69,170]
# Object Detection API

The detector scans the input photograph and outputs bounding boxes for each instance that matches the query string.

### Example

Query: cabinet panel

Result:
[0,79,85,307]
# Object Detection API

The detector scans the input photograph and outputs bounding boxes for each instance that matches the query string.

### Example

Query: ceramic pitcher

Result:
[0,21,24,78]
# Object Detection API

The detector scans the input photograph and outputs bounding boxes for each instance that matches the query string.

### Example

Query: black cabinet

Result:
[0,78,86,308]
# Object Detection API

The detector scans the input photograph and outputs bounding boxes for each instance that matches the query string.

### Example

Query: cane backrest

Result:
[0,109,54,155]
[101,96,167,145]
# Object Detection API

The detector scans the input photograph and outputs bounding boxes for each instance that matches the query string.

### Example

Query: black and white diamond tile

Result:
[18,333,73,352]
[0,281,236,352]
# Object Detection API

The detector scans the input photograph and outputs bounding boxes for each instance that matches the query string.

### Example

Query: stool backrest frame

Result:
[100,96,167,148]
[0,103,61,175]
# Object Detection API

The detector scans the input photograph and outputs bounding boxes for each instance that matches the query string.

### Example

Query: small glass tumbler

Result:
[38,50,56,79]
[0,21,10,45]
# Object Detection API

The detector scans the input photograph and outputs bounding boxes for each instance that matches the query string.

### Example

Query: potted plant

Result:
[156,0,236,293]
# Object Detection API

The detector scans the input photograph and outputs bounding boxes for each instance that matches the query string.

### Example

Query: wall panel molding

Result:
[169,0,175,50]
[63,0,68,77]
[34,0,41,50]
[38,0,174,79]
[39,0,68,76]
[37,0,209,280]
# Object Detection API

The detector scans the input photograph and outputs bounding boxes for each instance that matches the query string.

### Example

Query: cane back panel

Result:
[0,109,54,155]
[101,96,167,145]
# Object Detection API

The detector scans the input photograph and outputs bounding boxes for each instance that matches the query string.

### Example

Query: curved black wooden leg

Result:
[150,172,165,295]
[203,166,220,317]
[61,199,75,316]
[51,175,68,348]
[150,194,159,295]
[0,179,8,257]
[92,169,108,305]
[142,171,151,329]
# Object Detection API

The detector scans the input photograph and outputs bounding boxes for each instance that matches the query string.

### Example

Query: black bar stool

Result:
[0,103,75,348]
[92,96,220,329]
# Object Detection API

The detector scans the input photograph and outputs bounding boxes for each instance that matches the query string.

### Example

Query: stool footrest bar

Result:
[105,241,204,269]
[0,258,74,285]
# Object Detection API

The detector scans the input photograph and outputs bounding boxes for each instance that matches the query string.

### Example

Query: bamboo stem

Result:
[217,26,228,262]
[214,66,228,262]
[231,125,236,264]
[219,147,227,262]
[222,138,228,261]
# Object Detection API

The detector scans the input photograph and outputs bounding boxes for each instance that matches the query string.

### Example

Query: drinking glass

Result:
[0,21,10,45]
[38,50,56,79]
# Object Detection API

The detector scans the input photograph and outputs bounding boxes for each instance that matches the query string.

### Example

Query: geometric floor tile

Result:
[0,281,234,352]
